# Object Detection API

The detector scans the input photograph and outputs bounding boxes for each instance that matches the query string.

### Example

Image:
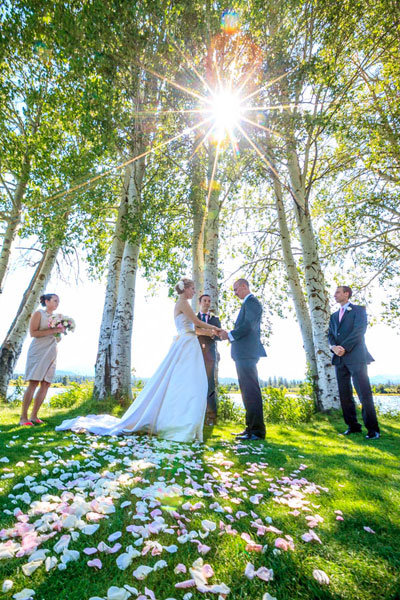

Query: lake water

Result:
[229,393,400,415]
[6,386,68,402]
[6,386,400,415]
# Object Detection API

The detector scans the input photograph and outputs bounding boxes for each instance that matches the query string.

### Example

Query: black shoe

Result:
[365,431,380,440]
[342,428,362,435]
[232,430,248,437]
[238,433,264,441]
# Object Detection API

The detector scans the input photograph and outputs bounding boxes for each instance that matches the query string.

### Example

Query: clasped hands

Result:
[332,345,346,356]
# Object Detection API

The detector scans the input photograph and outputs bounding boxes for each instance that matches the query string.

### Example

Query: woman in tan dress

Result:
[19,293,65,426]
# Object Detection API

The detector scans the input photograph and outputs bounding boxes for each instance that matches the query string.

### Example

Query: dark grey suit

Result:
[328,303,379,434]
[230,295,266,438]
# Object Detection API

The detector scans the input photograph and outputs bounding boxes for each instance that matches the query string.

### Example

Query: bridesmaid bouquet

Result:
[48,314,76,339]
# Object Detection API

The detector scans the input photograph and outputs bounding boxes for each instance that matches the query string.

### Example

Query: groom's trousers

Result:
[235,358,265,438]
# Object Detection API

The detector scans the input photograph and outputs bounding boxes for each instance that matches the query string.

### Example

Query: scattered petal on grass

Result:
[301,530,322,544]
[274,537,294,551]
[44,556,57,571]
[12,589,35,600]
[88,558,102,569]
[22,561,43,576]
[2,579,14,592]
[363,526,376,534]
[175,580,196,589]
[132,565,153,580]
[255,567,274,582]
[107,586,131,600]
[244,562,255,579]
[263,594,277,600]
[201,519,216,532]
[313,569,330,585]
[174,564,187,574]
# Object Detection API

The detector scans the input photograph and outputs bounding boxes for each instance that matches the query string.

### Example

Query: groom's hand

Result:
[219,330,229,340]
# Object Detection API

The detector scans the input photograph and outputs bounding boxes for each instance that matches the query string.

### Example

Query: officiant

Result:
[196,294,221,425]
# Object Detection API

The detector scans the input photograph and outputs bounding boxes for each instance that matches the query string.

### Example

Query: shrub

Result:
[49,382,93,408]
[217,385,245,423]
[262,386,315,424]
[6,376,25,404]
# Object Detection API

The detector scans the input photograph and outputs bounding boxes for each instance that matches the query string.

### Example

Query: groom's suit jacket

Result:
[328,303,374,366]
[230,295,266,361]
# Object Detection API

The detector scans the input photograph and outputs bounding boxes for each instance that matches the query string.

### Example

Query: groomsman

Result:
[220,279,266,440]
[328,285,380,440]
[197,294,221,425]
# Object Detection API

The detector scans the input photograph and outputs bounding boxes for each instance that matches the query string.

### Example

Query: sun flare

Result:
[209,90,242,136]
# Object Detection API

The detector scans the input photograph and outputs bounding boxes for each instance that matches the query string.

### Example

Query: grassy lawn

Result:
[0,399,399,600]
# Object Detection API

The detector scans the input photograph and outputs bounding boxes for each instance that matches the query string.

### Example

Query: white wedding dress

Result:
[56,313,208,442]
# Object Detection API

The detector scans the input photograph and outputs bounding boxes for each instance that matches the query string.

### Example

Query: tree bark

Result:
[272,175,318,384]
[0,155,31,293]
[0,247,58,399]
[287,148,339,410]
[203,146,221,312]
[109,158,145,402]
[190,146,206,310]
[93,171,129,399]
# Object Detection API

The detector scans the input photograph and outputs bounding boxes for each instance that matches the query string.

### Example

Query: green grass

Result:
[0,399,399,600]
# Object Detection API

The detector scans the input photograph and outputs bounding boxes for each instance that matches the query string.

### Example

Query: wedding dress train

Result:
[56,314,208,442]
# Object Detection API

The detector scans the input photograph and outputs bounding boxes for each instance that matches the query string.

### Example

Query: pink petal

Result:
[174,564,187,574]
[87,558,102,569]
[363,526,375,534]
[83,547,97,555]
[175,579,196,589]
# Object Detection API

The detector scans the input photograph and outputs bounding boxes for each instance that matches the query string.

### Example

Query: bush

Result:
[217,385,245,423]
[49,382,93,408]
[262,386,315,424]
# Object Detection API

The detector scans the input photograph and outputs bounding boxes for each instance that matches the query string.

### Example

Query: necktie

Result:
[339,307,345,322]
[201,313,207,322]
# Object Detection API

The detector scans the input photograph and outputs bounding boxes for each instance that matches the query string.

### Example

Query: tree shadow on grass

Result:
[1,403,400,599]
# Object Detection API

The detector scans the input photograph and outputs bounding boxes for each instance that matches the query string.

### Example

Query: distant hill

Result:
[370,374,400,384]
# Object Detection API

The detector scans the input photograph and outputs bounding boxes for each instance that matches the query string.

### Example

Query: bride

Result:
[56,278,221,442]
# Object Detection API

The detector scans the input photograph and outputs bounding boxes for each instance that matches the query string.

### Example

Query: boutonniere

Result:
[346,307,352,312]
[209,312,217,318]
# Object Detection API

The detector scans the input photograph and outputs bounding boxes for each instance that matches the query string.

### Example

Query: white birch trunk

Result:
[287,150,339,410]
[272,176,318,382]
[190,149,206,310]
[94,171,130,399]
[203,147,220,312]
[0,247,58,399]
[109,159,145,401]
[0,157,31,293]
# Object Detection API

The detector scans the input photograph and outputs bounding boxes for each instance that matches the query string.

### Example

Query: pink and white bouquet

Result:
[48,314,76,339]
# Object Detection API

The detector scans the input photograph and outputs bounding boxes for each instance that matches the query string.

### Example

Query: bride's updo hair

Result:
[40,293,58,306]
[175,278,194,295]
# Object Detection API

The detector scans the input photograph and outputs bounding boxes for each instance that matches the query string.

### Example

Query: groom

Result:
[220,279,266,440]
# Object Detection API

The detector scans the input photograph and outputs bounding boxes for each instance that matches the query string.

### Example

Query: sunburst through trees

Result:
[48,10,294,205]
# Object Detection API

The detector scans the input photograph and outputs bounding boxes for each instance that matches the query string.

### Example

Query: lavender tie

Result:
[339,307,345,322]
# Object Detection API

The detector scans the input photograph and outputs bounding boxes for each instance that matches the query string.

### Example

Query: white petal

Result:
[2,580,14,592]
[12,589,35,600]
[313,569,330,585]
